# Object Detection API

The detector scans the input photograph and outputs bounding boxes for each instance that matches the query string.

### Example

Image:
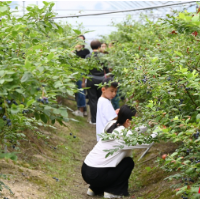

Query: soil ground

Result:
[0,98,181,199]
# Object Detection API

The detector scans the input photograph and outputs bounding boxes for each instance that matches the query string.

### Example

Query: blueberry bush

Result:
[0,1,90,159]
[101,11,200,199]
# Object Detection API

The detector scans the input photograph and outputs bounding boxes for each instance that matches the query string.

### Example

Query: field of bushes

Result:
[0,1,199,199]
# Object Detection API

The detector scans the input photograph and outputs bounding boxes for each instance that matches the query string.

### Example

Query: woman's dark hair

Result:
[102,77,118,89]
[79,35,85,40]
[78,35,86,48]
[107,105,137,133]
[90,40,101,50]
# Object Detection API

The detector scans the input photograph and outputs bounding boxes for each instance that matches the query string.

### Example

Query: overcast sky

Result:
[10,1,197,42]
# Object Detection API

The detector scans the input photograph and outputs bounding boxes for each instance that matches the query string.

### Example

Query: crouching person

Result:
[81,105,152,198]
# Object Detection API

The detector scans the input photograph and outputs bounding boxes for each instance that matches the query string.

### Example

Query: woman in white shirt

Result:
[81,105,152,198]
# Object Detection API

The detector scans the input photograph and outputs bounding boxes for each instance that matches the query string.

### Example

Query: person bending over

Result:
[82,105,156,198]
[96,77,119,141]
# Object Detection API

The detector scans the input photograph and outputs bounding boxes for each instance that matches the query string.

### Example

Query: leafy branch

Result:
[183,84,198,108]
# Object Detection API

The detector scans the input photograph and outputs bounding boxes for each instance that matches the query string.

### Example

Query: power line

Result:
[53,1,196,19]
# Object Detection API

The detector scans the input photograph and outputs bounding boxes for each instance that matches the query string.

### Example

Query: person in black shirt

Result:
[75,35,90,58]
[73,35,90,117]
[82,40,106,124]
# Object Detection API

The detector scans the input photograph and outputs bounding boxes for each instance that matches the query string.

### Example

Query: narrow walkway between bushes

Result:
[0,98,179,199]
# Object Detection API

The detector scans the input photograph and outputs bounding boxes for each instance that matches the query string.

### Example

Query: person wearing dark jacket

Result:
[73,35,90,117]
[82,40,106,124]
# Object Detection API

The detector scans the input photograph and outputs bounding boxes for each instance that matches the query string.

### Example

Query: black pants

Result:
[86,78,102,123]
[81,157,134,196]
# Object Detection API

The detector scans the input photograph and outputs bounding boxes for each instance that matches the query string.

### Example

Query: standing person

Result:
[100,42,108,53]
[99,42,110,76]
[82,40,105,125]
[82,105,157,198]
[96,77,119,141]
[73,35,90,117]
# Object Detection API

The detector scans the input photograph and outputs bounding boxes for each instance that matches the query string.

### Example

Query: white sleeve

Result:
[135,125,147,134]
[126,126,147,136]
[103,101,117,122]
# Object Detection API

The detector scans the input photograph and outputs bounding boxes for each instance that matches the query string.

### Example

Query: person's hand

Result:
[115,109,120,115]
[82,82,85,88]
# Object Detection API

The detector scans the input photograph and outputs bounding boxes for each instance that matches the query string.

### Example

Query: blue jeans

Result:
[111,91,120,110]
[75,80,86,108]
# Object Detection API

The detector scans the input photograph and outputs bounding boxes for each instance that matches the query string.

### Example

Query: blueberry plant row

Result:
[100,11,200,199]
[0,2,90,158]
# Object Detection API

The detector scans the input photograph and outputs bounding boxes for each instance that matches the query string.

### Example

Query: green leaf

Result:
[40,114,48,123]
[73,29,81,35]
[191,14,199,22]
[44,106,52,110]
[151,57,158,62]
[47,52,54,60]
[0,5,9,12]
[15,89,24,94]
[11,104,21,114]
[171,152,178,157]
[66,89,74,96]
[145,167,152,172]
[24,60,31,69]
[0,79,5,84]
[51,23,58,30]
[174,51,183,57]
[54,81,63,88]
[44,109,51,117]
[26,99,35,107]
[59,108,68,118]
[21,72,32,82]
[0,71,5,76]
[34,112,40,120]
[52,108,60,115]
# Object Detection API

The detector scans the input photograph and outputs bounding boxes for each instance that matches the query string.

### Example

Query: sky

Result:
[10,1,115,11]
[9,1,197,43]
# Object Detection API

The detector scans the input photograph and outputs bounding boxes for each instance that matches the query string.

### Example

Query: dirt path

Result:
[56,98,99,198]
[63,123,98,199]
[0,120,97,199]
[0,98,179,199]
